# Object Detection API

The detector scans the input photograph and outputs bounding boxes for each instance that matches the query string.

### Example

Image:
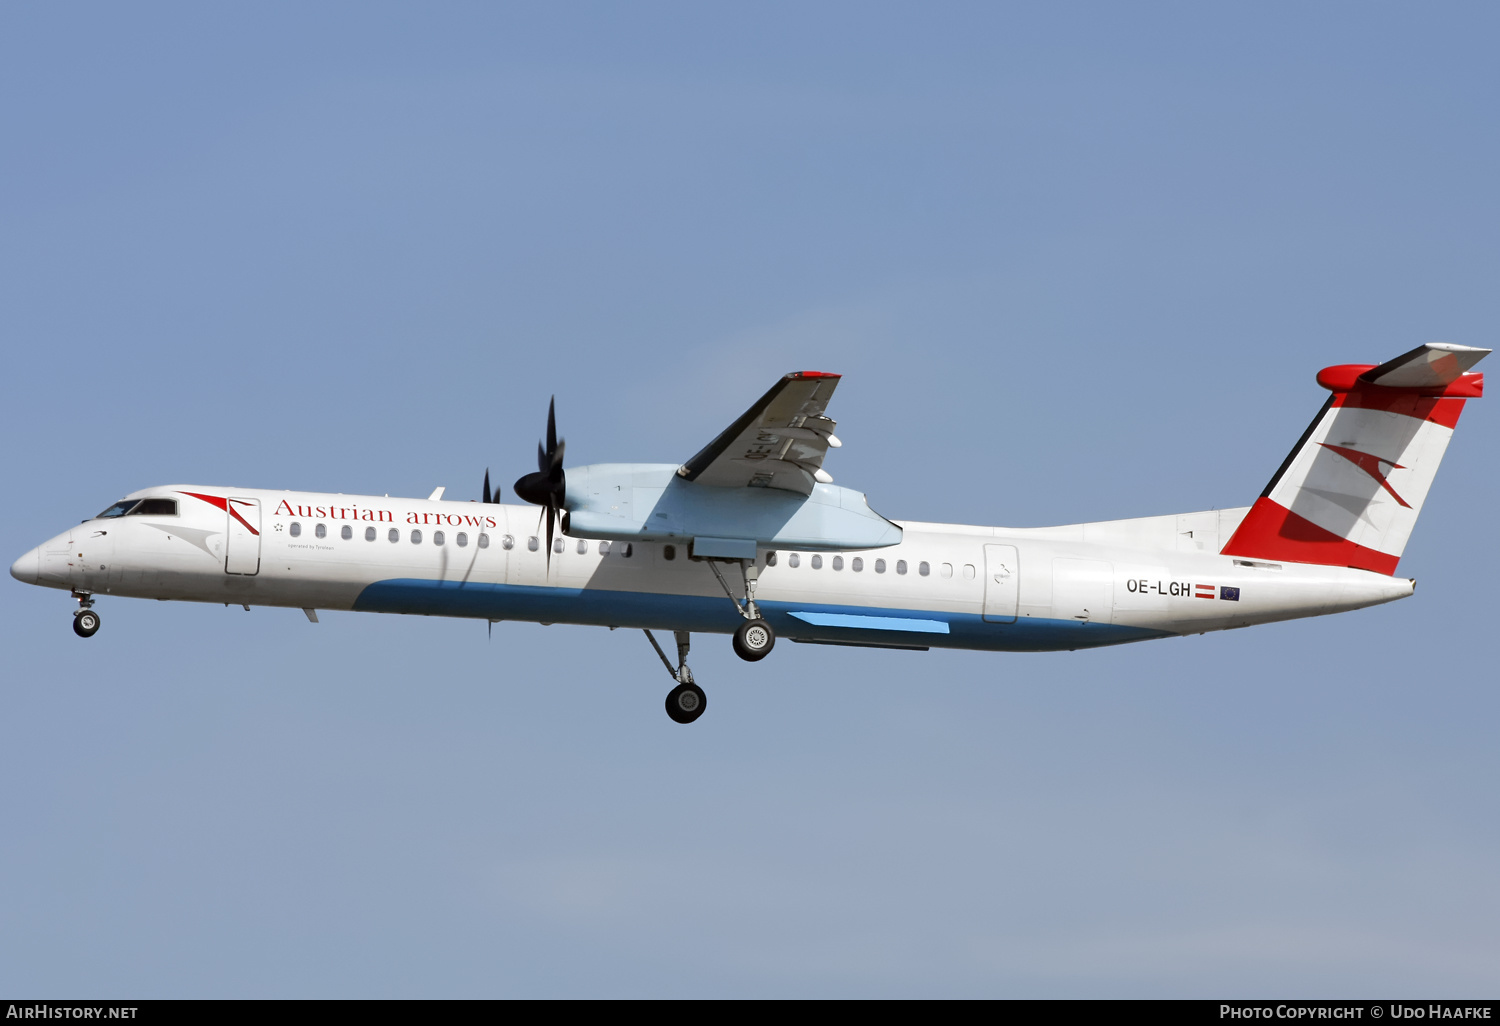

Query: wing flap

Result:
[679,372,842,494]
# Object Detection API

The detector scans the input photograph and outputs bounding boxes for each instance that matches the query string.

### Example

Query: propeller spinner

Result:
[513,397,566,566]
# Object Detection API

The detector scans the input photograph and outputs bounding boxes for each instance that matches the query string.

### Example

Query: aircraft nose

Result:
[10,547,40,585]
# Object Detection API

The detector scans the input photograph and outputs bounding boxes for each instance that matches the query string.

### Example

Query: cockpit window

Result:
[95,500,138,519]
[126,498,178,516]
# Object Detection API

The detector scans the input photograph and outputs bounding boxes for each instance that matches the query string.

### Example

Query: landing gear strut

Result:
[645,629,706,724]
[72,592,99,638]
[707,558,775,663]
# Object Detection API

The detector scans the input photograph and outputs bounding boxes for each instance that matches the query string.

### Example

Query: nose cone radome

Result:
[10,547,40,585]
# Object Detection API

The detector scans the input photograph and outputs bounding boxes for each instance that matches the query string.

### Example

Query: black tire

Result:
[73,610,100,638]
[732,618,775,662]
[665,682,707,724]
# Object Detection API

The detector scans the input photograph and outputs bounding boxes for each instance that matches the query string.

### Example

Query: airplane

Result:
[9,343,1488,724]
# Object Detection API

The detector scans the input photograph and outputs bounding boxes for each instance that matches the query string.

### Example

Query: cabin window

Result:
[832,555,843,571]
[528,536,539,551]
[289,522,301,538]
[433,531,445,546]
[95,500,138,519]
[126,498,178,516]
[499,534,512,550]
[919,561,930,577]
[811,555,822,569]
[456,532,468,547]
[411,530,423,544]
[621,543,633,558]
[598,541,611,555]
[315,523,327,539]
[365,526,376,541]
[875,558,886,574]
[963,563,975,580]
[388,528,400,543]
[896,560,907,575]
[766,551,777,567]
[851,556,863,572]
[577,539,588,555]
[479,533,491,549]
[554,537,565,554]
[939,562,953,579]
[341,525,352,541]
[662,544,675,561]
[788,553,800,568]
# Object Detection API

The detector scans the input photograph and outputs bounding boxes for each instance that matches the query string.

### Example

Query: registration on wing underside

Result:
[678,372,841,494]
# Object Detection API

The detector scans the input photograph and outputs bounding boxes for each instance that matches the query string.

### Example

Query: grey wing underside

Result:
[677,372,842,495]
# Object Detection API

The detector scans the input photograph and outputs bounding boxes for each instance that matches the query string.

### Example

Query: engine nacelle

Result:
[562,463,902,557]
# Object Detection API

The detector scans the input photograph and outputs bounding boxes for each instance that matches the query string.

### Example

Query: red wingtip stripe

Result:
[792,371,840,379]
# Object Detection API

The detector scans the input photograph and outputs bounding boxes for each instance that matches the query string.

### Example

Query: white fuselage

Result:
[11,485,1414,652]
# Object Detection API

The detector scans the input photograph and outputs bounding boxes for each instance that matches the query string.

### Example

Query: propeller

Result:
[513,397,566,569]
[482,468,493,504]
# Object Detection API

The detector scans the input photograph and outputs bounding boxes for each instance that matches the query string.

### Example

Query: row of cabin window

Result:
[279,524,964,578]
[767,552,976,580]
[284,522,634,557]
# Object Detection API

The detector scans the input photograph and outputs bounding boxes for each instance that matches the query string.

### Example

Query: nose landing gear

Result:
[71,592,100,638]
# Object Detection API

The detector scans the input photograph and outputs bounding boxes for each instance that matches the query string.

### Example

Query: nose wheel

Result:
[71,592,100,638]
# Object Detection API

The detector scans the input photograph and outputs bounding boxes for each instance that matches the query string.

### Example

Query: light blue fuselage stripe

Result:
[352,579,1170,653]
[789,611,950,634]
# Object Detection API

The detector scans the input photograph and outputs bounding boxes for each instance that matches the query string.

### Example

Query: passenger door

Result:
[982,544,1019,623]
[224,497,261,575]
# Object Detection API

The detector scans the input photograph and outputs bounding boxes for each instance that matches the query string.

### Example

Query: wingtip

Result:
[791,370,840,379]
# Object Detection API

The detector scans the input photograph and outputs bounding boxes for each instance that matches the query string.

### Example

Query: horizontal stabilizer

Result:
[1362,342,1490,389]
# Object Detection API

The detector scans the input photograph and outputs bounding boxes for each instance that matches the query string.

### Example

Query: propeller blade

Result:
[482,468,492,504]
[546,397,557,461]
[545,504,556,573]
[514,396,568,576]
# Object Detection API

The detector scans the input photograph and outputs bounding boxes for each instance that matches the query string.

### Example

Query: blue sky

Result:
[2,2,1497,997]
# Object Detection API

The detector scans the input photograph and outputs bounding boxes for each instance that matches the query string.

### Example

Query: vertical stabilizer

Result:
[1221,343,1487,574]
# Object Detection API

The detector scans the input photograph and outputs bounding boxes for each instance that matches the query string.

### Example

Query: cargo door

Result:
[982,544,1019,623]
[1052,558,1114,624]
[225,497,261,575]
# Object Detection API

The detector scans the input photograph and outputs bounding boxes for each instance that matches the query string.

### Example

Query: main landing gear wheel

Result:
[645,630,708,724]
[665,682,707,724]
[732,618,775,662]
[73,609,100,638]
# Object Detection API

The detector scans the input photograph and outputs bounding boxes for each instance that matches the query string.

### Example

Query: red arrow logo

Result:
[1318,444,1411,508]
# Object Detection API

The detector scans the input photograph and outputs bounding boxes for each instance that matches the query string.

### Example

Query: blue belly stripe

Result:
[352,578,1172,652]
[789,611,949,634]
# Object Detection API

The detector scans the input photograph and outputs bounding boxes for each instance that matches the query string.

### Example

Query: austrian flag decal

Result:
[1194,584,1215,599]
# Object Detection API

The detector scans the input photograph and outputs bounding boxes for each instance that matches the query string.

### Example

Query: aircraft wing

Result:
[677,372,842,495]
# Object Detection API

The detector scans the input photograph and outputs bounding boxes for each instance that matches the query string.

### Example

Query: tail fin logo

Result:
[1317,443,1411,508]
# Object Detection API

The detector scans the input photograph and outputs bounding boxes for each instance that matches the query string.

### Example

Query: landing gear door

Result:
[983,544,1019,623]
[225,497,261,575]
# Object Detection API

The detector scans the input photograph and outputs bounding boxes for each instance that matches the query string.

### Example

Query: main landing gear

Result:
[644,629,706,724]
[706,558,775,663]
[72,592,100,638]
